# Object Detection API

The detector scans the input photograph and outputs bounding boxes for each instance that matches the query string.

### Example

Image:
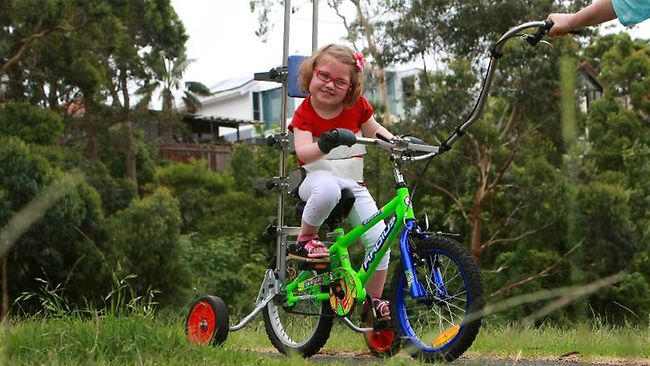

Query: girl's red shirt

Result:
[289,95,374,137]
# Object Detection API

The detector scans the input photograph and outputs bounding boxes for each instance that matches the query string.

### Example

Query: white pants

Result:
[298,170,390,270]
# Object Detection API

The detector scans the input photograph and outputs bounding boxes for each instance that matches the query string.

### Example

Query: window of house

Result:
[261,88,295,130]
[253,92,261,121]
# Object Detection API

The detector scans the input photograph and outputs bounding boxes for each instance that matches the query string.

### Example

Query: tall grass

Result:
[3,267,648,364]
[3,315,649,365]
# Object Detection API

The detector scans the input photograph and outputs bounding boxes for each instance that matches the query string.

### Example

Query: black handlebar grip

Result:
[544,19,554,31]
[376,133,391,143]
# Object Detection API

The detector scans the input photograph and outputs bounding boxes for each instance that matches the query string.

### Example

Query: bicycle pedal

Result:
[287,253,330,263]
[287,255,330,272]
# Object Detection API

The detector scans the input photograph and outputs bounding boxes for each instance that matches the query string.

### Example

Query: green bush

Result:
[155,159,233,232]
[0,102,65,145]
[97,127,157,186]
[104,187,190,307]
[183,233,267,315]
[0,137,51,207]
[1,137,109,313]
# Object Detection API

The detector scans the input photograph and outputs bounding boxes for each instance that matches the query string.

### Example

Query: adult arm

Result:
[548,0,617,36]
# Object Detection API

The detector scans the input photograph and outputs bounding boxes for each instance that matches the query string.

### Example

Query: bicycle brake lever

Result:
[524,19,553,47]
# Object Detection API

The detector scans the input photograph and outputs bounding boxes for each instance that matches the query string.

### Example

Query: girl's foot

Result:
[288,236,329,261]
[372,298,391,321]
[361,298,391,323]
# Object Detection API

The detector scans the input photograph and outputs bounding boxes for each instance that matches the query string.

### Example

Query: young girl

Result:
[288,44,393,320]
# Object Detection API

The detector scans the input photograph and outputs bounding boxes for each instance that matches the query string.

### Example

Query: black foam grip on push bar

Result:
[254,68,280,82]
[544,19,554,32]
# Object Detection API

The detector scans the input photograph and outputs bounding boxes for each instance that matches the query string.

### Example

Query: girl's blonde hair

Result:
[298,44,364,108]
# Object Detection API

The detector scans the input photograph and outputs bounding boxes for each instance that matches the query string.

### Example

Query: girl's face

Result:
[308,55,353,109]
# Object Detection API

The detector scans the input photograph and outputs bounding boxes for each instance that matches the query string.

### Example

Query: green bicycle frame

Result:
[284,185,416,308]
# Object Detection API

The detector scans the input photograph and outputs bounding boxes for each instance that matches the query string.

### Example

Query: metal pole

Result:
[312,0,319,52]
[275,0,292,279]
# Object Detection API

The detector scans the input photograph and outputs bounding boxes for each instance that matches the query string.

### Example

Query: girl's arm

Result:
[361,116,394,139]
[293,127,325,164]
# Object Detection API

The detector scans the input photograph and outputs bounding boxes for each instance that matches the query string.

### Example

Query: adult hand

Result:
[547,13,576,37]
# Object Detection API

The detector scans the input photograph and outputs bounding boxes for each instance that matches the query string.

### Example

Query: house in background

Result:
[578,60,603,112]
[190,73,298,143]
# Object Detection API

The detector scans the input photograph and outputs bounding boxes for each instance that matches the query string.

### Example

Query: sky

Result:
[170,0,355,89]
[170,1,650,89]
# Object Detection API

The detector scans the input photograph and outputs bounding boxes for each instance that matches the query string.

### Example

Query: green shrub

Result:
[183,233,267,315]
[104,187,190,307]
[156,159,233,232]
[0,102,65,145]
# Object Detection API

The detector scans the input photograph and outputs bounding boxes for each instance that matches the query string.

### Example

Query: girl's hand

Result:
[317,128,357,153]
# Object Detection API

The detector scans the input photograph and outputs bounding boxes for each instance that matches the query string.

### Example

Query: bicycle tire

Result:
[263,265,334,358]
[185,295,229,346]
[391,235,484,362]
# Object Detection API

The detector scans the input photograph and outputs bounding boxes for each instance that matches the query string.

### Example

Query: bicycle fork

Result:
[400,220,449,300]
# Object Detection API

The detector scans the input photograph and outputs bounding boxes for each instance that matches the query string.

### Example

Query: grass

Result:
[2,314,649,365]
[471,322,650,363]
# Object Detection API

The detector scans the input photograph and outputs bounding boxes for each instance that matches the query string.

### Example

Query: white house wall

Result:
[200,92,254,120]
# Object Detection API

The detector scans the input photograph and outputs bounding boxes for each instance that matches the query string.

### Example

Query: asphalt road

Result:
[259,351,647,366]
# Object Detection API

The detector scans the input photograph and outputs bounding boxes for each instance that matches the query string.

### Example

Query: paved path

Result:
[259,351,645,366]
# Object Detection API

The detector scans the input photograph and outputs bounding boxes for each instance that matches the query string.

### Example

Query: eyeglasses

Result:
[313,69,351,90]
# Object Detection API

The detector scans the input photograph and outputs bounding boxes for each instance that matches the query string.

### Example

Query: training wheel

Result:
[364,327,396,357]
[186,295,229,346]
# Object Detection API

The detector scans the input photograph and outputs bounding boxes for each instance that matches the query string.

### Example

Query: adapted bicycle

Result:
[185,20,555,363]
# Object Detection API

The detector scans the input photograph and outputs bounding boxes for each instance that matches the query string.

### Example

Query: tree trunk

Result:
[469,148,492,268]
[350,0,393,123]
[469,210,483,267]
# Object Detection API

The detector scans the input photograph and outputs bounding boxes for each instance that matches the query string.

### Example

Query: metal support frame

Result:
[231,1,321,332]
[274,1,319,282]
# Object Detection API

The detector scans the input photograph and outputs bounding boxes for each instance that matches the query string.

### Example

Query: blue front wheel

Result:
[391,235,484,362]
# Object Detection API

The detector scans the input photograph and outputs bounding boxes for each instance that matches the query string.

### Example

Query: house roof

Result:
[182,114,260,134]
[210,74,255,93]
[579,60,603,92]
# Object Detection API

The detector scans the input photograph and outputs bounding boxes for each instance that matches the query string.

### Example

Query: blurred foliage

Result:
[104,188,189,307]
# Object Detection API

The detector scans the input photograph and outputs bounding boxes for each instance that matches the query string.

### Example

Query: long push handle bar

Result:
[404,20,553,162]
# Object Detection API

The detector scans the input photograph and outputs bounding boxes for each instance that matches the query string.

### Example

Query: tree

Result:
[136,52,212,115]
[575,33,650,323]
[0,0,76,78]
[104,188,190,307]
[135,52,212,141]
[1,0,188,184]
[104,0,187,183]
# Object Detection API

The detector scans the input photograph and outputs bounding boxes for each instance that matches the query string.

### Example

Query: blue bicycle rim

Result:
[395,247,473,352]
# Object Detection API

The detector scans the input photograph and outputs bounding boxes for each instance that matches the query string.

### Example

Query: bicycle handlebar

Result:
[356,135,440,160]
